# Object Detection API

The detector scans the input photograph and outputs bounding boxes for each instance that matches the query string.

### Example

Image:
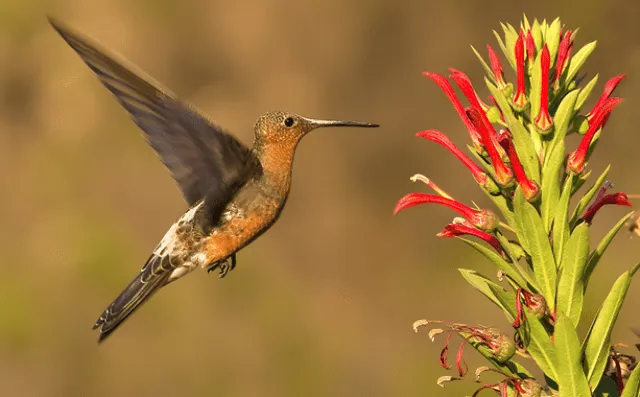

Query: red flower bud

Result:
[534,45,553,132]
[499,132,540,201]
[487,44,507,90]
[525,29,536,62]
[554,30,573,86]
[466,108,514,186]
[512,33,528,109]
[568,97,624,173]
[587,74,626,119]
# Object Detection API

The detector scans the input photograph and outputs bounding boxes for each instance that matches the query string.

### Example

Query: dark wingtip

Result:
[92,317,103,330]
[46,15,69,35]
[47,15,81,50]
[94,318,114,344]
[97,329,112,344]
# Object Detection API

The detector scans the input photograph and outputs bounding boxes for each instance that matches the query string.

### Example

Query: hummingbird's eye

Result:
[284,117,295,127]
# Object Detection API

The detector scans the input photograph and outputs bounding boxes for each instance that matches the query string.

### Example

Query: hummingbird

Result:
[48,17,379,342]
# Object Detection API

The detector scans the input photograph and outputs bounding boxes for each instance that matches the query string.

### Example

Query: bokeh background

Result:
[1,0,640,395]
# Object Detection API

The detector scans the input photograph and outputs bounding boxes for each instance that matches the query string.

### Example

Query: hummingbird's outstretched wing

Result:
[48,17,261,228]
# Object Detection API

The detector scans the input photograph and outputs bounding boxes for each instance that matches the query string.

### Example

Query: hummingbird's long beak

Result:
[307,118,379,128]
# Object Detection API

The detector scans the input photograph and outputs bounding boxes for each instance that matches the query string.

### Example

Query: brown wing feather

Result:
[48,17,261,228]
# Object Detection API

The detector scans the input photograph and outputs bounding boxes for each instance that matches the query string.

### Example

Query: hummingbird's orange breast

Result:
[201,141,297,267]
[201,195,282,266]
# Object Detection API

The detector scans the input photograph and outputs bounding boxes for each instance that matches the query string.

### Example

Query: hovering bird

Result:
[48,17,378,342]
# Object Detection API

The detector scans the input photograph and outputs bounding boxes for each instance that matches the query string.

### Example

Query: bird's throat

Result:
[253,140,299,198]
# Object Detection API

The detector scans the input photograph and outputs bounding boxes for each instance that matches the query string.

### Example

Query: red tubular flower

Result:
[394,193,499,232]
[448,68,489,111]
[425,322,515,371]
[455,341,468,377]
[440,332,454,370]
[466,108,513,186]
[512,33,528,109]
[581,192,632,224]
[525,29,535,62]
[445,69,499,154]
[567,97,624,173]
[416,129,490,187]
[512,289,548,328]
[438,223,504,255]
[486,44,507,90]
[439,336,468,376]
[423,72,483,150]
[499,132,539,200]
[554,30,573,85]
[534,45,553,132]
[587,74,627,119]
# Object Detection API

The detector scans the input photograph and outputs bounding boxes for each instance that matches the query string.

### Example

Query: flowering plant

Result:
[395,16,640,396]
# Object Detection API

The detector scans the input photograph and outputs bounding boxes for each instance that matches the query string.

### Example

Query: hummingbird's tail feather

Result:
[93,254,171,343]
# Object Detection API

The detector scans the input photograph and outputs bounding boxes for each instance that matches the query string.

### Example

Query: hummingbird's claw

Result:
[207,253,237,278]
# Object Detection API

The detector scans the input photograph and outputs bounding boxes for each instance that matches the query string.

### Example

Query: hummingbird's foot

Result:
[207,253,237,278]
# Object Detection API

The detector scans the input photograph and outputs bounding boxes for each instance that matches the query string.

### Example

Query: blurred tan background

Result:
[1,0,640,395]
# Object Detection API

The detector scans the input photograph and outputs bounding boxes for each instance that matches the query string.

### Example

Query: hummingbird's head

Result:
[254,110,379,146]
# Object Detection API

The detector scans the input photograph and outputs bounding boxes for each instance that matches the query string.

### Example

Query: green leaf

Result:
[505,240,527,262]
[458,238,529,288]
[459,269,510,313]
[501,23,519,69]
[493,30,514,70]
[541,140,565,232]
[620,359,640,397]
[493,232,540,291]
[519,312,558,380]
[555,312,592,397]
[531,19,543,52]
[545,17,562,64]
[488,284,517,322]
[530,123,543,154]
[570,165,611,226]
[584,212,635,289]
[471,45,495,82]
[480,186,516,229]
[494,230,522,259]
[521,14,531,33]
[583,263,640,389]
[593,376,620,397]
[566,41,597,84]
[553,174,575,260]
[572,169,592,195]
[514,187,557,310]
[557,223,590,326]
[575,74,599,112]
[487,79,541,182]
[549,90,579,151]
